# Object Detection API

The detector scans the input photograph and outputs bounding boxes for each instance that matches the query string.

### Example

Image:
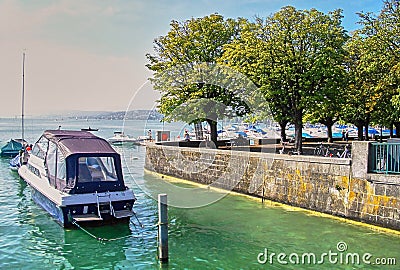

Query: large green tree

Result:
[221,18,292,142]
[358,0,400,136]
[342,0,400,139]
[342,34,376,141]
[146,14,254,145]
[223,7,348,152]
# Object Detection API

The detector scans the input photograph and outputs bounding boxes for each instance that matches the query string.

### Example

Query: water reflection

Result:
[1,119,399,269]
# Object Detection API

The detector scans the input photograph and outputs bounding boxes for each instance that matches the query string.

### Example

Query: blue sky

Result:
[0,0,384,117]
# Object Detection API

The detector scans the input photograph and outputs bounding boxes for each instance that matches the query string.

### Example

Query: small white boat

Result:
[18,130,136,228]
[108,131,139,145]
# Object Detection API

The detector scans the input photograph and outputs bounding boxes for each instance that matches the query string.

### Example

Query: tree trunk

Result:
[294,122,302,153]
[394,122,400,138]
[322,117,334,143]
[356,123,363,141]
[327,126,333,143]
[279,120,288,143]
[364,115,371,141]
[294,111,303,153]
[207,119,218,146]
[390,122,394,138]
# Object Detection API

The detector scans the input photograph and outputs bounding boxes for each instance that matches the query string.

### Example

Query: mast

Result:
[21,52,25,145]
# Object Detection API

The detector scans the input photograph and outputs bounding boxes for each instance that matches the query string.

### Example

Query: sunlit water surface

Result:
[0,118,399,269]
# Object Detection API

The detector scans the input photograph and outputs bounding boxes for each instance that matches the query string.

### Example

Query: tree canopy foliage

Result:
[222,6,348,151]
[146,1,400,147]
[146,15,244,144]
[341,0,400,139]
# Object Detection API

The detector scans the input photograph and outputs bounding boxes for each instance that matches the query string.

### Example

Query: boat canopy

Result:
[32,130,127,194]
[0,139,25,157]
[43,130,117,157]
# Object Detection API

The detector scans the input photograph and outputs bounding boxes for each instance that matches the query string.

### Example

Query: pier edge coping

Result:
[146,143,351,166]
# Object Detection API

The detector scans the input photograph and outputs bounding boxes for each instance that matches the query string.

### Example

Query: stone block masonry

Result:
[145,142,400,231]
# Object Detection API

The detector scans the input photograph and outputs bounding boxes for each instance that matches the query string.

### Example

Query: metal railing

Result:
[369,142,400,174]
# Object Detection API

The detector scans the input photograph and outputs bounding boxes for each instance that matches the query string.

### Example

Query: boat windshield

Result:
[31,136,48,159]
[77,156,118,182]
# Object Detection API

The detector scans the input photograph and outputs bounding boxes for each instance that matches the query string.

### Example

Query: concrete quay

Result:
[145,141,400,231]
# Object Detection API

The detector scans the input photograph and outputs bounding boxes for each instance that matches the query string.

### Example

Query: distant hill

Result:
[71,110,163,120]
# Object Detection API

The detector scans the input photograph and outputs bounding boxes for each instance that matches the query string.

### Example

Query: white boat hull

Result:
[18,165,136,227]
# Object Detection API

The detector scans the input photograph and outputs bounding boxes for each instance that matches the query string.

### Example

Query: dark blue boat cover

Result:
[1,139,23,156]
[43,130,117,157]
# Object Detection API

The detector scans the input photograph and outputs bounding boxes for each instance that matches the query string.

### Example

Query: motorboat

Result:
[81,127,99,132]
[18,130,136,228]
[107,131,139,145]
[0,139,26,157]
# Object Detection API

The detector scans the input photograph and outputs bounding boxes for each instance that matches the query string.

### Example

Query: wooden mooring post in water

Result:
[158,194,168,262]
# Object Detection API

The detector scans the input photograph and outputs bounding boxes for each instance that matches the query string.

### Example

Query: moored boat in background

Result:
[0,139,26,157]
[108,131,140,145]
[81,127,99,132]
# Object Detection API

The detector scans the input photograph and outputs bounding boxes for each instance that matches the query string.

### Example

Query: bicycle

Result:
[314,142,327,156]
[314,143,334,157]
[324,145,334,157]
[336,144,351,158]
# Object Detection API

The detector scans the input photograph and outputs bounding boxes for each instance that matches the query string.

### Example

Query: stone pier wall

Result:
[145,142,400,231]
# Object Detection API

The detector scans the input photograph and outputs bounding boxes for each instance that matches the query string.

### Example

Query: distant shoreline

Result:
[0,109,164,121]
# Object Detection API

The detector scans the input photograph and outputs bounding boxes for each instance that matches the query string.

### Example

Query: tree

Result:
[342,34,375,141]
[223,7,348,152]
[357,0,400,137]
[342,0,400,140]
[221,18,291,142]
[146,14,256,145]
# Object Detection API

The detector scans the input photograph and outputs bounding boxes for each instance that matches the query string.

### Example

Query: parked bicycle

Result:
[324,145,335,157]
[336,144,351,158]
[314,143,334,157]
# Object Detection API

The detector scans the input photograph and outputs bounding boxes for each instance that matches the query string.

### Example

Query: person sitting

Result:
[236,134,247,146]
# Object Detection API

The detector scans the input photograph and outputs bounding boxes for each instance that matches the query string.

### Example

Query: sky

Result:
[0,0,384,117]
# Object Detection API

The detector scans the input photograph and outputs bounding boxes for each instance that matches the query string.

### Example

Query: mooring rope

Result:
[72,220,142,242]
[132,211,144,228]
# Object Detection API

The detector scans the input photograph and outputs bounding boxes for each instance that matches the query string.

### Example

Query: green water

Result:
[0,118,399,269]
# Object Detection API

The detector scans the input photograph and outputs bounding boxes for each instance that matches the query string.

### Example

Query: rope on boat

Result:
[132,211,145,228]
[72,213,158,242]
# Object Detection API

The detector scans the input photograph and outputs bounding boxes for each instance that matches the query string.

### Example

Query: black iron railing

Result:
[369,142,400,174]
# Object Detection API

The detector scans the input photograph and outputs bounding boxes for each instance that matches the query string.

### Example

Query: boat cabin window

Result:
[32,136,48,160]
[56,151,66,180]
[46,141,67,189]
[77,157,118,182]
